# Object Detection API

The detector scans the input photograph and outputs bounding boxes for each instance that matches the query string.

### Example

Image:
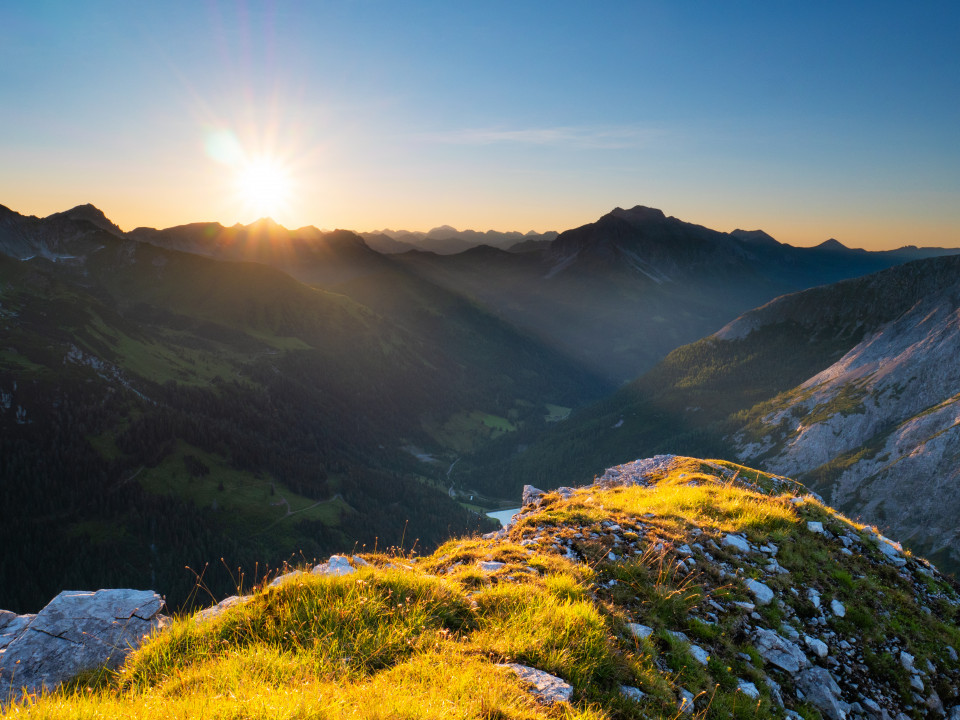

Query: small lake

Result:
[486,507,522,527]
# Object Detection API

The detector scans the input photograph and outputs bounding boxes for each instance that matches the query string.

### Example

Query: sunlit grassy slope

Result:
[8,457,960,719]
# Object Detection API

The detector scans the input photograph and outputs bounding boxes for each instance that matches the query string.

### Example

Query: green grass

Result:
[7,455,960,720]
[136,441,347,533]
[544,404,572,422]
[423,410,519,453]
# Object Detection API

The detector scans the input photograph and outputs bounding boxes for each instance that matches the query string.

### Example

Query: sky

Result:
[1,1,958,249]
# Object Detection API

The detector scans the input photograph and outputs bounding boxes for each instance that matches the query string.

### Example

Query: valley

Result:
[2,200,959,614]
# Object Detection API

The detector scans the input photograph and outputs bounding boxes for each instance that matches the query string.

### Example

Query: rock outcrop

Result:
[500,455,960,719]
[0,589,167,705]
[5,456,960,720]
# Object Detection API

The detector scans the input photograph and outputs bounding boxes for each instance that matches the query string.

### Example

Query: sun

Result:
[235,157,292,219]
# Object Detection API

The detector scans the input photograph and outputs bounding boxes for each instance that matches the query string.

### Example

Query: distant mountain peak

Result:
[814,238,849,251]
[609,205,668,224]
[248,217,286,231]
[731,229,780,247]
[48,203,124,236]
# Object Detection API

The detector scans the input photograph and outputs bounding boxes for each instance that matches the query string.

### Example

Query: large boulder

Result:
[0,589,166,704]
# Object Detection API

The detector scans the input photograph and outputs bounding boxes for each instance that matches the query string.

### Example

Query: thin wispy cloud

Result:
[421,125,664,150]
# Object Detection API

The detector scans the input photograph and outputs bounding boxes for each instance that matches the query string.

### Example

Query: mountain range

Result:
[490,254,960,572]
[3,199,960,612]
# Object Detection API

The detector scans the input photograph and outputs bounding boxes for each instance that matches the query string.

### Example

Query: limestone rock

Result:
[723,533,751,552]
[499,663,572,704]
[627,622,654,640]
[312,555,355,576]
[478,561,506,573]
[796,666,850,720]
[744,578,774,605]
[268,570,305,588]
[689,644,710,665]
[830,599,846,617]
[194,594,247,623]
[754,627,809,673]
[804,634,829,658]
[522,485,546,508]
[0,589,165,704]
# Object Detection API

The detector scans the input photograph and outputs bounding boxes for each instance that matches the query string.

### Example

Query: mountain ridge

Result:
[4,455,960,719]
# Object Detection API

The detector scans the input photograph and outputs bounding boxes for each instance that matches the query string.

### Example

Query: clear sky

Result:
[2,1,958,249]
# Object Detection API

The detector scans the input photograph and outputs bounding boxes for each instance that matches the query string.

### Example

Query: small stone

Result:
[620,685,645,702]
[900,650,915,671]
[910,674,925,692]
[780,624,801,641]
[678,688,695,715]
[268,570,304,587]
[737,680,760,699]
[312,555,356,576]
[861,697,882,714]
[689,644,710,665]
[754,627,810,673]
[830,599,845,617]
[499,663,572,704]
[745,578,774,605]
[723,533,751,552]
[796,667,850,720]
[627,622,654,640]
[807,521,825,534]
[948,646,959,662]
[478,561,506,573]
[521,485,545,508]
[733,600,756,612]
[804,635,829,658]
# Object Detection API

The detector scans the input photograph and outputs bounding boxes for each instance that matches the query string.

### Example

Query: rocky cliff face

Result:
[731,266,960,569]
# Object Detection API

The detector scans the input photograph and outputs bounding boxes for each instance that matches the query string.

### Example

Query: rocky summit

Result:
[3,456,960,720]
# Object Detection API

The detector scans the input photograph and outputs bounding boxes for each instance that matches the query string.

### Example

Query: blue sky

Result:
[1,1,958,248]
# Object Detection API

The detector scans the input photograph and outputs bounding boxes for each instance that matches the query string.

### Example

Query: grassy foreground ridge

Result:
[5,456,960,719]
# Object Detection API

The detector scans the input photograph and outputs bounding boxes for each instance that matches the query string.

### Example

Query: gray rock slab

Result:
[804,634,829,658]
[478,561,506,573]
[745,578,774,605]
[499,663,572,704]
[522,485,545,507]
[723,533,751,552]
[796,666,850,720]
[830,599,846,617]
[754,627,809,673]
[689,644,710,665]
[0,589,165,704]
